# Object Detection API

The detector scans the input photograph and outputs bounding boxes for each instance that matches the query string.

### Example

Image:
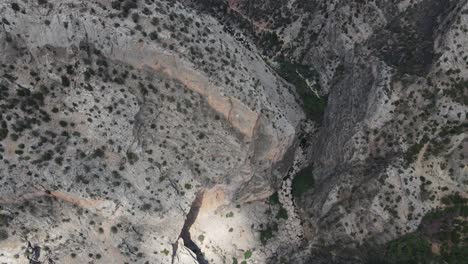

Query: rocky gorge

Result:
[0,0,467,263]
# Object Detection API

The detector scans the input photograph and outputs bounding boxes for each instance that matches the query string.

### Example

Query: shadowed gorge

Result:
[176,192,208,264]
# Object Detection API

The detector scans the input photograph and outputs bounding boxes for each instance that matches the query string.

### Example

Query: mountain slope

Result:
[0,0,467,263]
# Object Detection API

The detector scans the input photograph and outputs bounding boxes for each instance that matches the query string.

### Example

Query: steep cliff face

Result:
[206,0,468,261]
[296,0,468,254]
[181,0,468,261]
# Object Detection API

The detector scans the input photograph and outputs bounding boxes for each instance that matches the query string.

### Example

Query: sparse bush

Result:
[11,3,20,11]
[292,164,315,198]
[269,192,279,205]
[149,31,158,40]
[131,12,139,23]
[126,151,138,164]
[275,207,288,220]
[92,148,105,158]
[61,75,70,87]
[244,250,252,259]
[0,128,8,141]
[141,203,151,211]
[0,229,8,240]
[151,17,159,26]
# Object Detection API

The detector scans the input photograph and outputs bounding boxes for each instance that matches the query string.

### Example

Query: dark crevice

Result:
[174,191,208,264]
[25,241,42,264]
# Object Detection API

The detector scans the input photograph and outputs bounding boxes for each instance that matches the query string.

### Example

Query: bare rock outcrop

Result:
[0,1,303,263]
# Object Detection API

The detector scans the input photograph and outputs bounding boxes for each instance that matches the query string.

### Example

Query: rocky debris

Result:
[172,238,199,264]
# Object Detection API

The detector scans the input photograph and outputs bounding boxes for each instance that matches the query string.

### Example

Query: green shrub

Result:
[61,75,70,87]
[292,164,315,198]
[373,197,468,264]
[441,193,468,206]
[275,60,326,122]
[276,207,288,220]
[92,148,105,158]
[0,229,8,240]
[259,223,277,245]
[269,192,280,205]
[0,128,8,141]
[149,31,158,40]
[126,151,139,164]
[386,233,431,263]
[444,79,468,106]
[141,203,151,211]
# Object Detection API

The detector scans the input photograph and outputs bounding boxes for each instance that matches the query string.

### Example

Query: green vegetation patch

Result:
[367,193,468,263]
[385,233,432,263]
[260,223,278,245]
[0,128,7,141]
[244,250,252,259]
[0,229,8,241]
[275,59,327,122]
[444,79,468,106]
[275,207,288,220]
[292,164,315,198]
[269,192,280,205]
[126,151,139,165]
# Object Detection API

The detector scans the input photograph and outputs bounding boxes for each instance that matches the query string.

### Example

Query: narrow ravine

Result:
[276,127,315,245]
[173,191,208,264]
[278,159,305,244]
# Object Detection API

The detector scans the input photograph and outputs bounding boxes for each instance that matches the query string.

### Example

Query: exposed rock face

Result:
[206,0,468,261]
[0,0,303,263]
[299,1,467,256]
[0,0,467,263]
